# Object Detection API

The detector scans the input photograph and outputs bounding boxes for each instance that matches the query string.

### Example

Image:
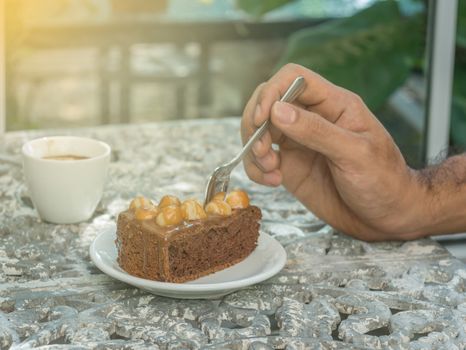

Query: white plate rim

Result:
[89,225,287,293]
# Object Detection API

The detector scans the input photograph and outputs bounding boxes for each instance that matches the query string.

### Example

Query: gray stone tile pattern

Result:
[1,119,465,349]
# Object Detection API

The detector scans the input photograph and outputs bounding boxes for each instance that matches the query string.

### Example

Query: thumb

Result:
[271,101,355,159]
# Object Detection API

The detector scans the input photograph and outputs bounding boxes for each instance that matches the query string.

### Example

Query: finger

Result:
[252,130,272,158]
[241,84,277,155]
[254,149,280,173]
[253,91,307,145]
[270,101,357,160]
[241,83,266,145]
[243,158,282,187]
[255,63,350,124]
[253,88,280,127]
[242,84,278,155]
[252,121,284,148]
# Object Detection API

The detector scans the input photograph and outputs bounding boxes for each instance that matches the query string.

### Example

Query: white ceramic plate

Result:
[89,224,287,299]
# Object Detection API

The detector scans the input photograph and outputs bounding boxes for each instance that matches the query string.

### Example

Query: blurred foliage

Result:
[237,0,423,112]
[237,0,425,165]
[238,0,466,151]
[457,0,466,47]
[451,0,466,149]
[277,1,423,112]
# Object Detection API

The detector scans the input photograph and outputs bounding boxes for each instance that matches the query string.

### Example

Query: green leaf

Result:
[457,0,466,49]
[451,1,466,149]
[451,96,466,149]
[277,1,423,111]
[451,58,466,149]
[235,0,295,18]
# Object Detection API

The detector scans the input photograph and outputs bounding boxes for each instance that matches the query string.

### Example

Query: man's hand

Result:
[241,64,429,241]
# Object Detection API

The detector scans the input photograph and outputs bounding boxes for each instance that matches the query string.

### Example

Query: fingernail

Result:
[263,171,281,186]
[273,101,296,124]
[254,104,262,125]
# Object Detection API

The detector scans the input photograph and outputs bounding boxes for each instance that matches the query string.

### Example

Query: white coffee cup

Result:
[22,136,111,224]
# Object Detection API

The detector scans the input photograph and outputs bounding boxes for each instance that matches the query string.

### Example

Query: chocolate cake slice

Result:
[116,191,261,283]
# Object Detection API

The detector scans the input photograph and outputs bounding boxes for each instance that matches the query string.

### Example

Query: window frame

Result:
[0,0,5,134]
[425,0,458,162]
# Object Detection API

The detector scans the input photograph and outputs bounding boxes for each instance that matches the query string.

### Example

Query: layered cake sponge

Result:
[116,190,261,283]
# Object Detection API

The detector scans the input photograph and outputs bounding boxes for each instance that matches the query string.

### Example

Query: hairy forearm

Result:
[411,154,466,238]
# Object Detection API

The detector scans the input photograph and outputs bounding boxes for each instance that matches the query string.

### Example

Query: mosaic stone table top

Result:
[1,118,466,350]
